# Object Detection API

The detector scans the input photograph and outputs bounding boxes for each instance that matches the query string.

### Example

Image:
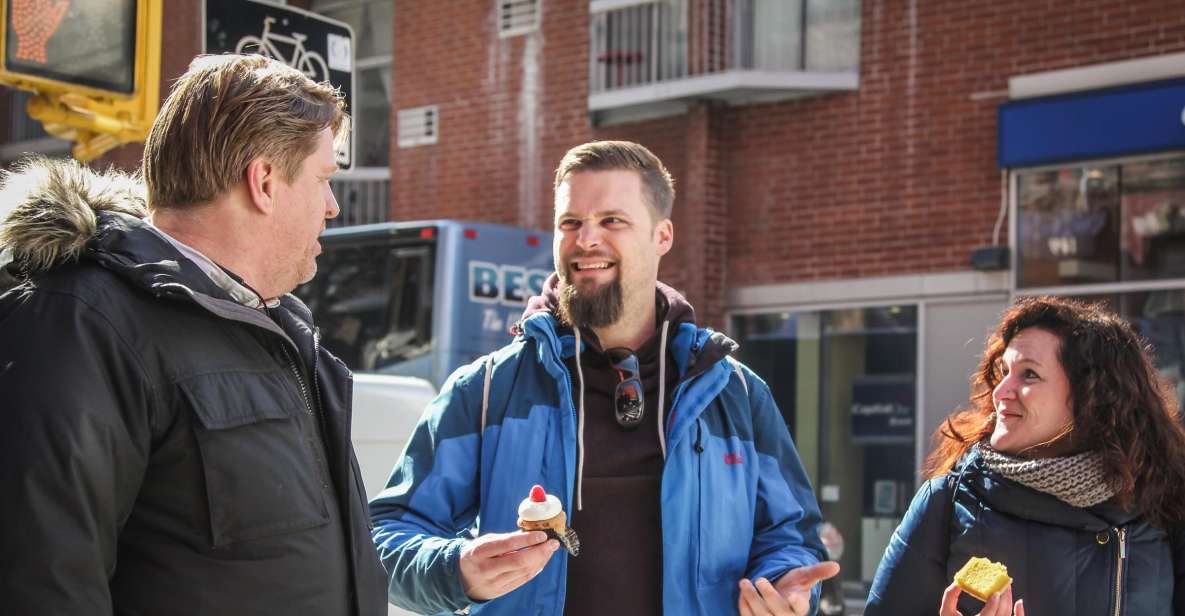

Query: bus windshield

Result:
[296,238,435,375]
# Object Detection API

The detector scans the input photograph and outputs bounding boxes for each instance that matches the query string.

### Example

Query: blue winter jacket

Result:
[370,310,826,615]
[865,447,1185,616]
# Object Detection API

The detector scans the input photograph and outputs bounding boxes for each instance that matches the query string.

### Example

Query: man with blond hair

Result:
[0,54,386,615]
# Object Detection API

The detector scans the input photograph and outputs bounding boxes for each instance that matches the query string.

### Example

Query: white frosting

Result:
[518,493,562,521]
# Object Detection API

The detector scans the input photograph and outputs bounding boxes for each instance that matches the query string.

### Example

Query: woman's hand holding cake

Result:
[940,557,1024,616]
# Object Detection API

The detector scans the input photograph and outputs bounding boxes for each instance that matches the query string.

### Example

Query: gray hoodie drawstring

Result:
[574,328,587,512]
[657,319,670,459]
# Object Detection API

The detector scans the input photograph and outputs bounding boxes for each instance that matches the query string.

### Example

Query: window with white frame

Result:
[313,0,392,168]
[312,0,393,226]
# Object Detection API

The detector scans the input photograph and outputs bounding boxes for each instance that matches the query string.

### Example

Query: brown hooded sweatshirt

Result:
[519,275,698,615]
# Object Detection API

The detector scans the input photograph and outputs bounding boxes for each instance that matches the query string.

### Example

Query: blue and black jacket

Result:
[865,446,1185,615]
[369,285,826,615]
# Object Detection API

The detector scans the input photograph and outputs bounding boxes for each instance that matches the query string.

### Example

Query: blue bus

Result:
[295,220,554,388]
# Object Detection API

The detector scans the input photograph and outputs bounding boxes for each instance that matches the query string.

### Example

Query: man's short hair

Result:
[142,54,347,209]
[553,141,675,220]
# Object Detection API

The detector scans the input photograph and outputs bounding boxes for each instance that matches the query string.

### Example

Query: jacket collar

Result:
[517,309,737,380]
[956,447,1140,531]
[515,272,738,378]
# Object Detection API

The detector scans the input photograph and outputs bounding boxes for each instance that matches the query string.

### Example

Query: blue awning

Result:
[998,78,1185,168]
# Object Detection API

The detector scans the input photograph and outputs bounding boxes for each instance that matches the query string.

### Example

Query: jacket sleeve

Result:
[0,290,153,615]
[1173,524,1185,615]
[742,368,828,596]
[369,357,487,615]
[864,476,953,616]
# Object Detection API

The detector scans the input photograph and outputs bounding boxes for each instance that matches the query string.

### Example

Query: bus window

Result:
[298,240,435,374]
[306,242,390,369]
[364,245,434,370]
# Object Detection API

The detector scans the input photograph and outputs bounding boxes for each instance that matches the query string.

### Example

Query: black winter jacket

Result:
[865,447,1185,615]
[0,160,387,615]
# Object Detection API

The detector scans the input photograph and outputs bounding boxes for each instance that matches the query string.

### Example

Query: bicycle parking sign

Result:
[204,0,355,168]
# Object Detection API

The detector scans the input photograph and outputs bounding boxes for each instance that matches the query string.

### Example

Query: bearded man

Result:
[370,141,837,616]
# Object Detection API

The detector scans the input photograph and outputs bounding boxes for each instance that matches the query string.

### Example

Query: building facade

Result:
[386,0,1185,598]
[2,0,1184,604]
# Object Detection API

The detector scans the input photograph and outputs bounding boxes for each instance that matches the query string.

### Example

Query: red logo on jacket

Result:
[724,453,743,465]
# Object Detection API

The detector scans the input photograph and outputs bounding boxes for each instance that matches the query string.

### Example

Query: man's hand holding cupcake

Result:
[458,530,559,601]
[459,484,576,602]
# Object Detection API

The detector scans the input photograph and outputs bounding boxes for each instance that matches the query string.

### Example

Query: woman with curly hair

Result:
[864,296,1185,616]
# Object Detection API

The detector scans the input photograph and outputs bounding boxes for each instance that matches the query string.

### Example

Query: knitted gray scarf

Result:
[978,443,1115,508]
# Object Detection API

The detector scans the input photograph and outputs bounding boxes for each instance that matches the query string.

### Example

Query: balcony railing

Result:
[329,167,390,228]
[589,0,860,117]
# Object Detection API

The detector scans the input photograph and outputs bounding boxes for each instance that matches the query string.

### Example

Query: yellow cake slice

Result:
[953,556,1012,601]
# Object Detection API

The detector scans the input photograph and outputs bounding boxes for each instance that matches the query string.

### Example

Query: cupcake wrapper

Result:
[543,527,581,557]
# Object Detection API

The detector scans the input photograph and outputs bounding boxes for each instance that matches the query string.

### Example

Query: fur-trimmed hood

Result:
[0,156,147,275]
[0,155,319,349]
[0,156,245,310]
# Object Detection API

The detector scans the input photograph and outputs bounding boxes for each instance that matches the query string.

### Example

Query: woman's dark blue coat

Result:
[865,448,1185,615]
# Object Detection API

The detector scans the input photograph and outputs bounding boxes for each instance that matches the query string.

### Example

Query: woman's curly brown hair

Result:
[924,296,1185,527]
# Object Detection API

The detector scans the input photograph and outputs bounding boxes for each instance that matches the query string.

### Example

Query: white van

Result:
[351,372,437,498]
[350,373,438,616]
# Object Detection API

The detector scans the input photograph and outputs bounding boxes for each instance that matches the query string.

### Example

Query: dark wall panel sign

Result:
[204,0,355,168]
[850,374,915,445]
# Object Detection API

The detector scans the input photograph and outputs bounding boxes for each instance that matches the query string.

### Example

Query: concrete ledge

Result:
[1010,52,1185,100]
[589,70,859,112]
[728,270,1010,311]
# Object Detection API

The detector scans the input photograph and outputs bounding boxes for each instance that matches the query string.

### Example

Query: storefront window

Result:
[1017,165,1120,287]
[1018,154,1185,288]
[1121,157,1185,281]
[733,304,917,597]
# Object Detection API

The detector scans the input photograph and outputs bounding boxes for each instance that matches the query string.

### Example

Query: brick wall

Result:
[725,0,1185,289]
[390,1,1185,327]
[393,0,585,228]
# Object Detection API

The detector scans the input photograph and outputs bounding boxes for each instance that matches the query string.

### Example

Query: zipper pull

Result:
[1118,527,1126,560]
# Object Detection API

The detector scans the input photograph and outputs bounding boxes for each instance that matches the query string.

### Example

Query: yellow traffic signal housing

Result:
[0,0,162,161]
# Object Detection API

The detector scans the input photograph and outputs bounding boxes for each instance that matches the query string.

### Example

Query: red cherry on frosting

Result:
[529,484,546,502]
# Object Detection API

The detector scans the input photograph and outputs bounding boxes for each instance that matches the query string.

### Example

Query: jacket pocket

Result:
[696,416,753,586]
[179,370,331,546]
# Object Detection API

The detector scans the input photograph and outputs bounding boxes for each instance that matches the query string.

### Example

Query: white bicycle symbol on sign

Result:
[236,17,329,82]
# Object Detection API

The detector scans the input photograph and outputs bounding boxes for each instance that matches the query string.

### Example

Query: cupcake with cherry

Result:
[517,484,580,557]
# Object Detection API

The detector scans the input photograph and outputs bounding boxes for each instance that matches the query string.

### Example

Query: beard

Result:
[557,274,624,329]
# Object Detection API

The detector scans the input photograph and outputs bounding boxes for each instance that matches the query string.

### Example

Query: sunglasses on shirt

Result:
[606,347,644,430]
